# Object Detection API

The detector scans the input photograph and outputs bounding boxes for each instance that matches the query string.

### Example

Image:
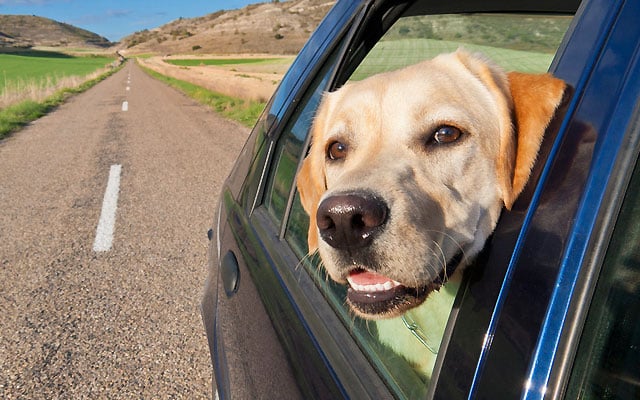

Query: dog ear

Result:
[297,152,324,253]
[297,94,335,253]
[503,72,566,209]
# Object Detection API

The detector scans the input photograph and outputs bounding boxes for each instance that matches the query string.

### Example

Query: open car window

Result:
[261,5,575,399]
[350,13,571,81]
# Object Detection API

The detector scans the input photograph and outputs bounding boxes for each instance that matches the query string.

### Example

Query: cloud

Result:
[106,9,132,18]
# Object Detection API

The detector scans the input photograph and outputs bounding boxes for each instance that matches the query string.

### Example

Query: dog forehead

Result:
[325,54,496,127]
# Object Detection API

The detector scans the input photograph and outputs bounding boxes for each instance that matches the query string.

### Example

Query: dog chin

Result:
[341,267,450,319]
[346,283,432,319]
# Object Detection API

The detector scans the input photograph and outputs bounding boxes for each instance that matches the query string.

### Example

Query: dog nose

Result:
[316,193,388,249]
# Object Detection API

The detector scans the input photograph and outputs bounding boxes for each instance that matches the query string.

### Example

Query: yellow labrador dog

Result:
[296,49,565,376]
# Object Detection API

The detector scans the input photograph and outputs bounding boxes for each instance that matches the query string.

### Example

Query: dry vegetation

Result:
[120,0,335,56]
[0,67,113,109]
[0,15,112,49]
[138,55,293,101]
[125,0,336,101]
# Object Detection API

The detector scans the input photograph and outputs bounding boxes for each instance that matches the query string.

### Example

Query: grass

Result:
[350,38,556,81]
[0,64,122,139]
[140,64,266,127]
[164,57,286,67]
[385,14,571,54]
[350,13,570,80]
[0,50,115,94]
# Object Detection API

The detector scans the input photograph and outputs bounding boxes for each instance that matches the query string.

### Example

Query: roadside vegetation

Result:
[164,57,286,67]
[1,50,115,106]
[140,64,266,127]
[0,50,120,139]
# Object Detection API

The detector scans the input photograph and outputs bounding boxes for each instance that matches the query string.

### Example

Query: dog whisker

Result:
[432,240,448,276]
[296,251,316,271]
[423,229,469,266]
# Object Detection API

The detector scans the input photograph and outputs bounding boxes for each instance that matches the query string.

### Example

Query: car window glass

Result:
[277,9,573,400]
[263,67,332,225]
[351,13,571,81]
[565,159,640,399]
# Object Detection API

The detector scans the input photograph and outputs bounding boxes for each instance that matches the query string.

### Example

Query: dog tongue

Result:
[348,269,393,285]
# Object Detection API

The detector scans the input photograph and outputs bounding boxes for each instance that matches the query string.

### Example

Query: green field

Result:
[164,57,287,67]
[351,38,556,81]
[350,13,570,80]
[0,50,114,93]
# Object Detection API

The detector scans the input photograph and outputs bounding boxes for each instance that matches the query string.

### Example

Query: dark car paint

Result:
[202,0,640,398]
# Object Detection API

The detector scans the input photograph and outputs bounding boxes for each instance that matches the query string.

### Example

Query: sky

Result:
[0,0,258,42]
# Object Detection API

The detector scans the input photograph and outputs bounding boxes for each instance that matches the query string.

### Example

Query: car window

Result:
[263,65,333,225]
[565,159,640,399]
[264,8,574,399]
[350,13,571,81]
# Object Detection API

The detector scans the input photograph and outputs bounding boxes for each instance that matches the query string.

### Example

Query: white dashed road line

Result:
[122,101,129,111]
[93,164,122,252]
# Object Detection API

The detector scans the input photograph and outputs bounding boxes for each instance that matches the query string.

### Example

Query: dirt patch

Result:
[138,55,293,102]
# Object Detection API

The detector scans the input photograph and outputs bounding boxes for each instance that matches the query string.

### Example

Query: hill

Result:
[0,15,112,49]
[121,0,336,55]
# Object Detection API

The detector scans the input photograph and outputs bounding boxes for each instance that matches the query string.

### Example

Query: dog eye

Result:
[430,125,462,145]
[327,141,348,160]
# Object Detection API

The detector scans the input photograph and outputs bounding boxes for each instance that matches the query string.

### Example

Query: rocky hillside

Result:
[121,0,336,55]
[0,15,112,49]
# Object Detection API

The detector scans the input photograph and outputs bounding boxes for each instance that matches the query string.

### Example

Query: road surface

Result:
[0,61,249,398]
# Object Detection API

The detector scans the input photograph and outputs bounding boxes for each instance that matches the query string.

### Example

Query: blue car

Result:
[201,0,640,398]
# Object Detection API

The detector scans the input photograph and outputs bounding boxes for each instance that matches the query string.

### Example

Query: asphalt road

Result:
[0,61,249,398]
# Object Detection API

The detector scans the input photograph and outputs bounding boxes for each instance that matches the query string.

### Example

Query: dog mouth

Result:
[345,269,433,318]
[345,253,462,319]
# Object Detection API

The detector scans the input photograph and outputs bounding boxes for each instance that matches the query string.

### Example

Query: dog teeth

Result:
[347,277,401,293]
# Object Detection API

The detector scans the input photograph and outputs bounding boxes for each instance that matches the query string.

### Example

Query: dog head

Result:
[296,50,565,319]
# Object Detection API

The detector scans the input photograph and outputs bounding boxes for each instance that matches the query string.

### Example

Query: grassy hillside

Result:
[384,14,571,53]
[351,38,555,81]
[351,14,572,79]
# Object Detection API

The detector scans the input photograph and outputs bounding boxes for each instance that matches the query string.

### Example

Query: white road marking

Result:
[93,164,122,252]
[126,86,130,91]
[122,101,128,111]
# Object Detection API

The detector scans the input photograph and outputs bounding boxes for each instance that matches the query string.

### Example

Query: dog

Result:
[296,49,565,377]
